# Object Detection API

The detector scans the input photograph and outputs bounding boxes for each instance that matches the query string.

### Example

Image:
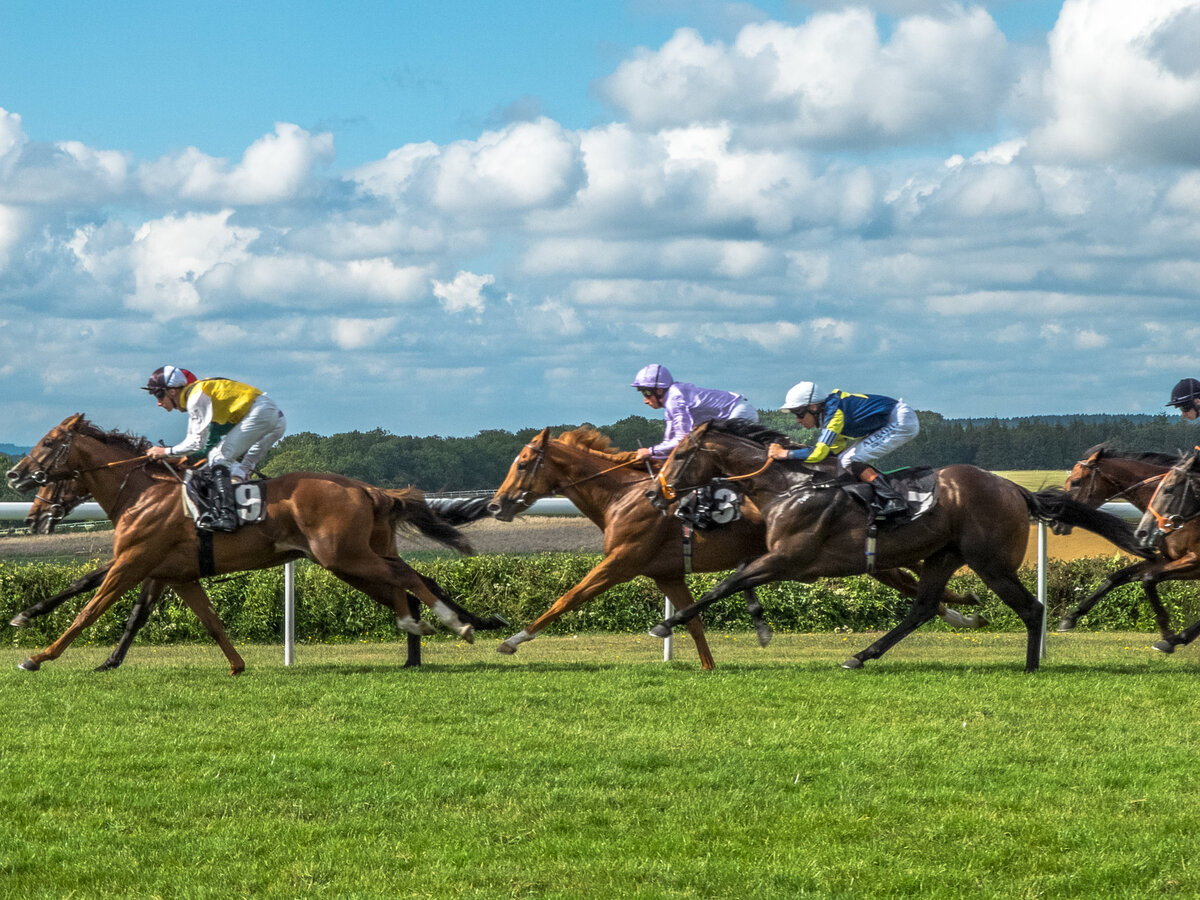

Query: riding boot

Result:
[206,465,240,533]
[860,466,907,520]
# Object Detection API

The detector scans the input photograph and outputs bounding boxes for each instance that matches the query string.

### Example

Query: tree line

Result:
[3,411,1196,500]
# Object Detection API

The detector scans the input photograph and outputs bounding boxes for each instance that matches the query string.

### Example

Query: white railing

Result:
[0,500,1144,664]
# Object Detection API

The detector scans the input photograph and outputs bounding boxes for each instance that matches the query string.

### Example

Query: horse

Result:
[9,479,489,669]
[1058,445,1194,645]
[485,427,986,669]
[1131,448,1200,652]
[5,414,500,674]
[646,420,1151,672]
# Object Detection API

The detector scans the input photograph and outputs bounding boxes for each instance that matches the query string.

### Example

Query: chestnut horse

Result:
[486,427,985,669]
[1132,449,1200,652]
[8,479,487,669]
[647,420,1150,672]
[1058,446,1189,644]
[6,414,498,674]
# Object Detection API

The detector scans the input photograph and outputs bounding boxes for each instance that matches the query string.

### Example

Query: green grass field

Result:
[3,633,1199,899]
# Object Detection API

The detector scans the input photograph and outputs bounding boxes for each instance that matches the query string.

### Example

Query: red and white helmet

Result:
[143,365,197,395]
[631,364,674,390]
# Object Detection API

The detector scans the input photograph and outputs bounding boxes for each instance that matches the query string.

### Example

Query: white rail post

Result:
[284,561,296,666]
[1037,519,1048,659]
[663,597,674,661]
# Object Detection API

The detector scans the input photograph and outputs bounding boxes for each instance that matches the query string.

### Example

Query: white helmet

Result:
[780,381,819,411]
[631,364,674,390]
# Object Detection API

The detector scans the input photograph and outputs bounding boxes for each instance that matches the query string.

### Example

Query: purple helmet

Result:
[631,364,674,390]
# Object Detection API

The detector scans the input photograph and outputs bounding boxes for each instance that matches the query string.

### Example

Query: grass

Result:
[3,632,1200,899]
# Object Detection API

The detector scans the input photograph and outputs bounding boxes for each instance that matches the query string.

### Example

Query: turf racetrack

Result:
[4,633,1199,899]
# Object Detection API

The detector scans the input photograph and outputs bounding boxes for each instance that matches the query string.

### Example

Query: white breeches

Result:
[209,395,287,480]
[839,400,919,466]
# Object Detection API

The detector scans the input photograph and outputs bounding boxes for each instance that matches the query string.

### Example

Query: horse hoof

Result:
[457,625,475,645]
[417,621,437,636]
[1057,618,1076,632]
[964,615,989,629]
[93,661,118,673]
[9,613,31,628]
[755,624,773,648]
[841,657,863,670]
[18,658,40,672]
[497,642,517,655]
[1153,640,1176,655]
[649,624,672,639]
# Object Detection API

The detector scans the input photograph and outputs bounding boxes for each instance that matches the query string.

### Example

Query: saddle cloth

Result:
[180,473,268,529]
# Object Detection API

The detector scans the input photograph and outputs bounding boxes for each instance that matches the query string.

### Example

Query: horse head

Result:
[488,427,553,521]
[25,478,91,534]
[1136,449,1200,550]
[6,413,86,494]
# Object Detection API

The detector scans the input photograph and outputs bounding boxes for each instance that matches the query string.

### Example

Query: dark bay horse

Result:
[6,414,498,674]
[485,427,985,669]
[1132,449,1200,652]
[647,420,1150,672]
[1058,445,1191,644]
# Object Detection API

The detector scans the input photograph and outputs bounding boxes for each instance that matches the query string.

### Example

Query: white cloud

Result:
[1031,0,1200,164]
[598,8,1010,148]
[332,317,398,350]
[138,123,334,204]
[432,270,494,315]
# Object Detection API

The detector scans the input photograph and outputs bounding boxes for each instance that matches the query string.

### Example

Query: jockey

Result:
[1167,378,1200,420]
[631,364,758,462]
[768,382,919,518]
[143,366,287,531]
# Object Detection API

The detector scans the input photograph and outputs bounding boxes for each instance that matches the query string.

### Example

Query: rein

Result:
[1144,449,1200,536]
[657,442,775,501]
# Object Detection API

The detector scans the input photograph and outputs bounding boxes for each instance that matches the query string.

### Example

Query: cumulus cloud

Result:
[597,7,1010,148]
[138,123,334,204]
[1031,0,1200,164]
[433,270,495,315]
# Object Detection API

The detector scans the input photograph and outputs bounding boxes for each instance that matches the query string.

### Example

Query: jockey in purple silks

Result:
[630,364,758,463]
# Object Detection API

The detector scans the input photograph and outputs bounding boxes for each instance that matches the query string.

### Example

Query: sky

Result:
[2,0,1199,447]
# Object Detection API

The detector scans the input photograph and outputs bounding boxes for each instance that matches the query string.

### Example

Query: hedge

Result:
[3,552,1199,648]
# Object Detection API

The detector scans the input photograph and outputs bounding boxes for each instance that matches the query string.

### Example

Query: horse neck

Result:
[544,441,643,523]
[71,435,150,517]
[1100,458,1171,510]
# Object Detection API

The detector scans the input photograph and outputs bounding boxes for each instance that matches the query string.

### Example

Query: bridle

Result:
[509,437,644,507]
[1144,451,1200,537]
[1069,455,1165,505]
[656,434,775,502]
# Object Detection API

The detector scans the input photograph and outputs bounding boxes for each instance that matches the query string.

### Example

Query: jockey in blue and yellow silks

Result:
[768,381,919,518]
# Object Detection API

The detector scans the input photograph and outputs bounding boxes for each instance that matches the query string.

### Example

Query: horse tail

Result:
[384,487,476,556]
[1021,487,1153,560]
[425,496,493,526]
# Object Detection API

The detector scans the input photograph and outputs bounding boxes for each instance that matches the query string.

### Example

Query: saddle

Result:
[181,469,268,533]
[836,466,938,526]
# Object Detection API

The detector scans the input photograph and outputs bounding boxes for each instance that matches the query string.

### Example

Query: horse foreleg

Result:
[11,565,110,628]
[174,582,244,675]
[1059,560,1154,631]
[844,553,960,670]
[94,580,168,672]
[20,564,144,671]
[404,593,422,667]
[654,579,717,670]
[650,553,789,638]
[499,556,638,657]
[744,586,772,647]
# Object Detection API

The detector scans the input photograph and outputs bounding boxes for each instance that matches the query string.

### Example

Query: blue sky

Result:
[2,0,1199,447]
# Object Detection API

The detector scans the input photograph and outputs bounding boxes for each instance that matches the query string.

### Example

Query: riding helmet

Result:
[143,365,198,393]
[631,364,674,390]
[780,381,820,412]
[1167,377,1200,408]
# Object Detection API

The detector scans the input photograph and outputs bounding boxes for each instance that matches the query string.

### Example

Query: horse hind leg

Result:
[745,586,772,647]
[974,567,1043,673]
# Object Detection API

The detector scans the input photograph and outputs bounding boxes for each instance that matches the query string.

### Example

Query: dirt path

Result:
[0,517,1131,565]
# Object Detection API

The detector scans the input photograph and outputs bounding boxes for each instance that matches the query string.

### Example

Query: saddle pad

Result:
[180,477,268,526]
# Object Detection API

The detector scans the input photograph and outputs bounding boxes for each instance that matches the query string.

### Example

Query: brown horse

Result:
[485,427,985,668]
[1059,445,1190,643]
[1132,449,1200,652]
[11,481,438,671]
[647,420,1150,672]
[6,414,497,674]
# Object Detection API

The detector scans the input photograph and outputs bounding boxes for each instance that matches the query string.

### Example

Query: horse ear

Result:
[537,427,551,444]
[62,413,85,430]
[1085,449,1102,464]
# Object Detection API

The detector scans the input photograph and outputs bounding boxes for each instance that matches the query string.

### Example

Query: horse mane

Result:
[1083,443,1179,468]
[75,417,154,455]
[555,427,638,462]
[706,418,797,448]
